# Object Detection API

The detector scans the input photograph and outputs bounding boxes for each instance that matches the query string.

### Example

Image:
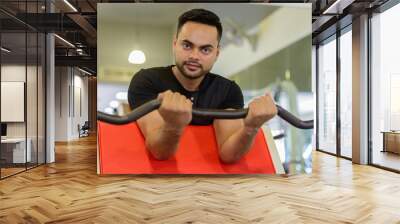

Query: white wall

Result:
[1,65,26,81]
[98,22,173,83]
[80,76,89,128]
[72,74,89,138]
[1,64,46,163]
[55,67,68,141]
[55,67,89,141]
[1,66,26,127]
[1,65,34,138]
[212,6,311,77]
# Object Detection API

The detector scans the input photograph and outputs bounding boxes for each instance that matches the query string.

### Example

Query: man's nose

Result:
[188,48,200,60]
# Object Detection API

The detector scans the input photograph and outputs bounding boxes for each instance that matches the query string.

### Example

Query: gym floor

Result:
[0,135,399,223]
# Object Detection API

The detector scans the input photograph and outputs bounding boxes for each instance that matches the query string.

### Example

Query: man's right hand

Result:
[157,90,193,131]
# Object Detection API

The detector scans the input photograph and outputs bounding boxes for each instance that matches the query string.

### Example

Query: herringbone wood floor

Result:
[1,135,400,224]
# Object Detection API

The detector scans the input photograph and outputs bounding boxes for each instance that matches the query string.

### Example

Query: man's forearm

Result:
[145,123,184,160]
[218,126,259,163]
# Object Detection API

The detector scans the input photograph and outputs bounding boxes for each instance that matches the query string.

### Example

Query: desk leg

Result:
[382,133,386,153]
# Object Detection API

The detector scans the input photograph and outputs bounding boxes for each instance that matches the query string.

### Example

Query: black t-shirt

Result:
[128,65,244,125]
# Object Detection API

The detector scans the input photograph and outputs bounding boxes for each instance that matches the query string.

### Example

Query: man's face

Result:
[173,21,220,80]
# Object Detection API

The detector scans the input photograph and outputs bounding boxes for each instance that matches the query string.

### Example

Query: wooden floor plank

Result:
[1,135,400,223]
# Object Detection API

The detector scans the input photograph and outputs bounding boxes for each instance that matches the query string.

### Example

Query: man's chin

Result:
[182,69,204,80]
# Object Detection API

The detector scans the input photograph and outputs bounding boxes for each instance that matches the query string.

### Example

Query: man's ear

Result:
[173,36,177,47]
[216,46,220,58]
[172,37,177,55]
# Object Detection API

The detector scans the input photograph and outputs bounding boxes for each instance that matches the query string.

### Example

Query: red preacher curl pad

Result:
[97,121,277,174]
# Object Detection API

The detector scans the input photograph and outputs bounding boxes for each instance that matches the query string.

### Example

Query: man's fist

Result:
[157,90,192,129]
[244,93,277,130]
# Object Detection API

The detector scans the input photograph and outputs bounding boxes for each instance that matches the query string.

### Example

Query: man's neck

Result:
[172,66,205,92]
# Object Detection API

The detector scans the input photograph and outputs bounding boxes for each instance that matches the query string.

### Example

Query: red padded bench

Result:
[97,121,282,175]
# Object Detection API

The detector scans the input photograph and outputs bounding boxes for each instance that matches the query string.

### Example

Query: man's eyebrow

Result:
[200,44,214,49]
[181,39,215,49]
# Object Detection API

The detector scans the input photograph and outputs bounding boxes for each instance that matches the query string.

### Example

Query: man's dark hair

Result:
[177,8,223,43]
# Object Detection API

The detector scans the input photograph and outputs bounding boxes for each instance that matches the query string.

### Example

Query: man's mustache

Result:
[184,61,202,68]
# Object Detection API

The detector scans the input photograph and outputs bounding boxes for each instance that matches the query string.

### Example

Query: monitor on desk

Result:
[1,123,7,138]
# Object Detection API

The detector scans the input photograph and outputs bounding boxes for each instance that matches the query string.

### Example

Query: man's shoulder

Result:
[207,72,239,88]
[136,66,171,78]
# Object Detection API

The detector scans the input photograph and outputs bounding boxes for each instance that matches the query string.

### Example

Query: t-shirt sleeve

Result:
[219,81,244,109]
[128,69,159,110]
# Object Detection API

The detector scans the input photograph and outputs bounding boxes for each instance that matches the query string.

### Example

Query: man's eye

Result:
[182,43,191,49]
[202,48,211,54]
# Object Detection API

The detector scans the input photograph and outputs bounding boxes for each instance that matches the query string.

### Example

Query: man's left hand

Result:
[243,93,277,131]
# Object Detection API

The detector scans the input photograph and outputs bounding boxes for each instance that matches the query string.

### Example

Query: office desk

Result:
[1,138,31,163]
[382,131,400,154]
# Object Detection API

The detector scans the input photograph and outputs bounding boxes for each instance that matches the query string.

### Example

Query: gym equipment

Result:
[97,99,312,175]
[97,99,313,129]
[97,122,281,174]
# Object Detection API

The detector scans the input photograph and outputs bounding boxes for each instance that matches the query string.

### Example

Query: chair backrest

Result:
[82,121,90,129]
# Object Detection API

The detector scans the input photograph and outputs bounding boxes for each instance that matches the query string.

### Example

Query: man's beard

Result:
[176,61,207,80]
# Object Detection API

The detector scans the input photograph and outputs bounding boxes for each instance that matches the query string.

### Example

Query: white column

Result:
[46,32,55,163]
[45,0,56,163]
[352,14,369,164]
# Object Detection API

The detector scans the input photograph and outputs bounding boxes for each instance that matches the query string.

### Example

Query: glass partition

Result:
[370,3,400,171]
[339,27,352,158]
[0,1,46,179]
[1,30,28,178]
[317,35,337,155]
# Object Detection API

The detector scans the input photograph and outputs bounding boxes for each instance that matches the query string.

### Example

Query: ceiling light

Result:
[1,47,11,53]
[285,69,291,80]
[104,107,114,114]
[115,92,128,101]
[63,0,78,12]
[109,100,120,109]
[128,50,146,64]
[54,34,75,48]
